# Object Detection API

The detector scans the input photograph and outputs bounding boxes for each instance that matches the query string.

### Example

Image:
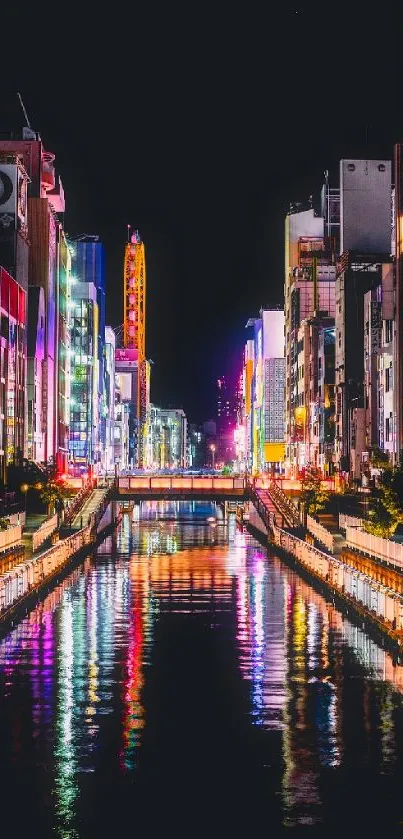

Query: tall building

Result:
[118,230,148,468]
[0,267,27,484]
[393,145,403,463]
[104,326,116,473]
[114,373,130,472]
[26,286,45,463]
[56,229,71,473]
[71,235,106,465]
[335,159,392,477]
[315,322,335,474]
[216,376,236,464]
[245,309,285,474]
[0,125,69,473]
[284,193,337,476]
[148,406,187,469]
[243,338,254,472]
[0,150,29,486]
[115,348,139,469]
[68,281,99,475]
[379,273,395,463]
[187,423,205,469]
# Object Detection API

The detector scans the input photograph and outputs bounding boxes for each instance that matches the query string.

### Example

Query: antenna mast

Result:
[16,92,31,128]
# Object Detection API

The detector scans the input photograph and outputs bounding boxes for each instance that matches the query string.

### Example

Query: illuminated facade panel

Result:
[123,231,147,467]
[0,267,26,483]
[104,326,116,473]
[72,236,106,465]
[148,406,187,469]
[26,286,45,463]
[68,283,99,473]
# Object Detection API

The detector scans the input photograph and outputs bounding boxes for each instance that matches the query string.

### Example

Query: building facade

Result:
[68,281,99,475]
[335,159,392,477]
[26,286,45,463]
[71,236,106,467]
[104,326,116,473]
[0,267,27,484]
[284,194,337,476]
[147,406,187,469]
[0,127,69,474]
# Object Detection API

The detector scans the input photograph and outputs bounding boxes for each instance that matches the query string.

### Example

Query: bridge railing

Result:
[268,481,301,528]
[117,476,246,492]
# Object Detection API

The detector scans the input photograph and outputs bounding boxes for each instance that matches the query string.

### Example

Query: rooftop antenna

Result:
[16,92,31,128]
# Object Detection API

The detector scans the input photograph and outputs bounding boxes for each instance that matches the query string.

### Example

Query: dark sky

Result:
[2,3,402,421]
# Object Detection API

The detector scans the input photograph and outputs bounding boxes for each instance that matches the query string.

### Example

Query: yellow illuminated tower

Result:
[123,229,147,466]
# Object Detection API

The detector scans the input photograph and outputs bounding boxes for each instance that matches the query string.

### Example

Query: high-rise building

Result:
[314,321,335,474]
[335,159,392,477]
[68,281,99,475]
[0,150,29,486]
[243,338,254,472]
[104,326,116,473]
[71,235,106,466]
[393,145,403,463]
[114,373,130,472]
[26,286,45,463]
[56,229,71,473]
[0,267,27,484]
[119,230,148,468]
[284,193,337,476]
[245,309,285,474]
[148,406,187,469]
[0,125,69,474]
[216,376,236,464]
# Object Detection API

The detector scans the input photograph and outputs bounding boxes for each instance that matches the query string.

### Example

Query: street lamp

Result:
[210,443,216,470]
[20,483,29,517]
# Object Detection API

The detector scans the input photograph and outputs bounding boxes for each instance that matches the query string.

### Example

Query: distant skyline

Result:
[2,5,401,421]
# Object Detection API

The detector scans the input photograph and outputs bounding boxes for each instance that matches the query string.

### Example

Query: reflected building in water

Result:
[1,512,403,834]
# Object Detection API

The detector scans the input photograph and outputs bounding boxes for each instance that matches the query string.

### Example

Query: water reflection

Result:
[0,502,403,834]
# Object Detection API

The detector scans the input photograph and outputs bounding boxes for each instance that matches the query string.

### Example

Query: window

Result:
[385,365,393,393]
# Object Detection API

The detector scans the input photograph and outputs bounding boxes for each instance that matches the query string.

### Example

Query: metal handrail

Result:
[64,481,93,525]
[268,482,301,528]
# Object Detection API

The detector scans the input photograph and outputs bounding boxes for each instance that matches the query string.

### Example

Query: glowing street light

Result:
[20,483,29,516]
[210,443,216,470]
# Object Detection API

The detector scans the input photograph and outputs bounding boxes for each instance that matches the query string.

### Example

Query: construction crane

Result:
[123,228,147,466]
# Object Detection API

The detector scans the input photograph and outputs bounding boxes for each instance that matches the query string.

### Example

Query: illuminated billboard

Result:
[116,348,139,363]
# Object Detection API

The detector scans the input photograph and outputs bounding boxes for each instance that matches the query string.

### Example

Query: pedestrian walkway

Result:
[21,514,49,559]
[316,512,347,554]
[70,488,109,531]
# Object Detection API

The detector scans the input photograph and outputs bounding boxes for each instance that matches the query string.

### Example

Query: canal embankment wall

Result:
[0,497,121,633]
[248,492,403,653]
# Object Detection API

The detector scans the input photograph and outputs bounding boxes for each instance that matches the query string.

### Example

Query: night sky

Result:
[2,4,402,421]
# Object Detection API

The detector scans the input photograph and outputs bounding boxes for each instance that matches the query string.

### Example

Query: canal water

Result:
[1,501,403,837]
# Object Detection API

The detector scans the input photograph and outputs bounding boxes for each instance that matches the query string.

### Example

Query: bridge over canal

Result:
[114,475,248,501]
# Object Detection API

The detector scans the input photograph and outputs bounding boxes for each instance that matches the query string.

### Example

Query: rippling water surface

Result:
[1,500,403,837]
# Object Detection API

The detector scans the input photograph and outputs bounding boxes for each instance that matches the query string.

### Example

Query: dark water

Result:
[1,501,403,837]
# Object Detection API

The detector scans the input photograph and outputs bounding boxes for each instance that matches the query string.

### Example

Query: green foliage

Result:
[39,482,64,512]
[364,501,394,538]
[369,445,389,469]
[300,473,330,516]
[0,517,10,531]
[364,464,403,537]
[221,465,232,475]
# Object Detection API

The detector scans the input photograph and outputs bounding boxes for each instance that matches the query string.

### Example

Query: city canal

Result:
[1,501,403,836]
